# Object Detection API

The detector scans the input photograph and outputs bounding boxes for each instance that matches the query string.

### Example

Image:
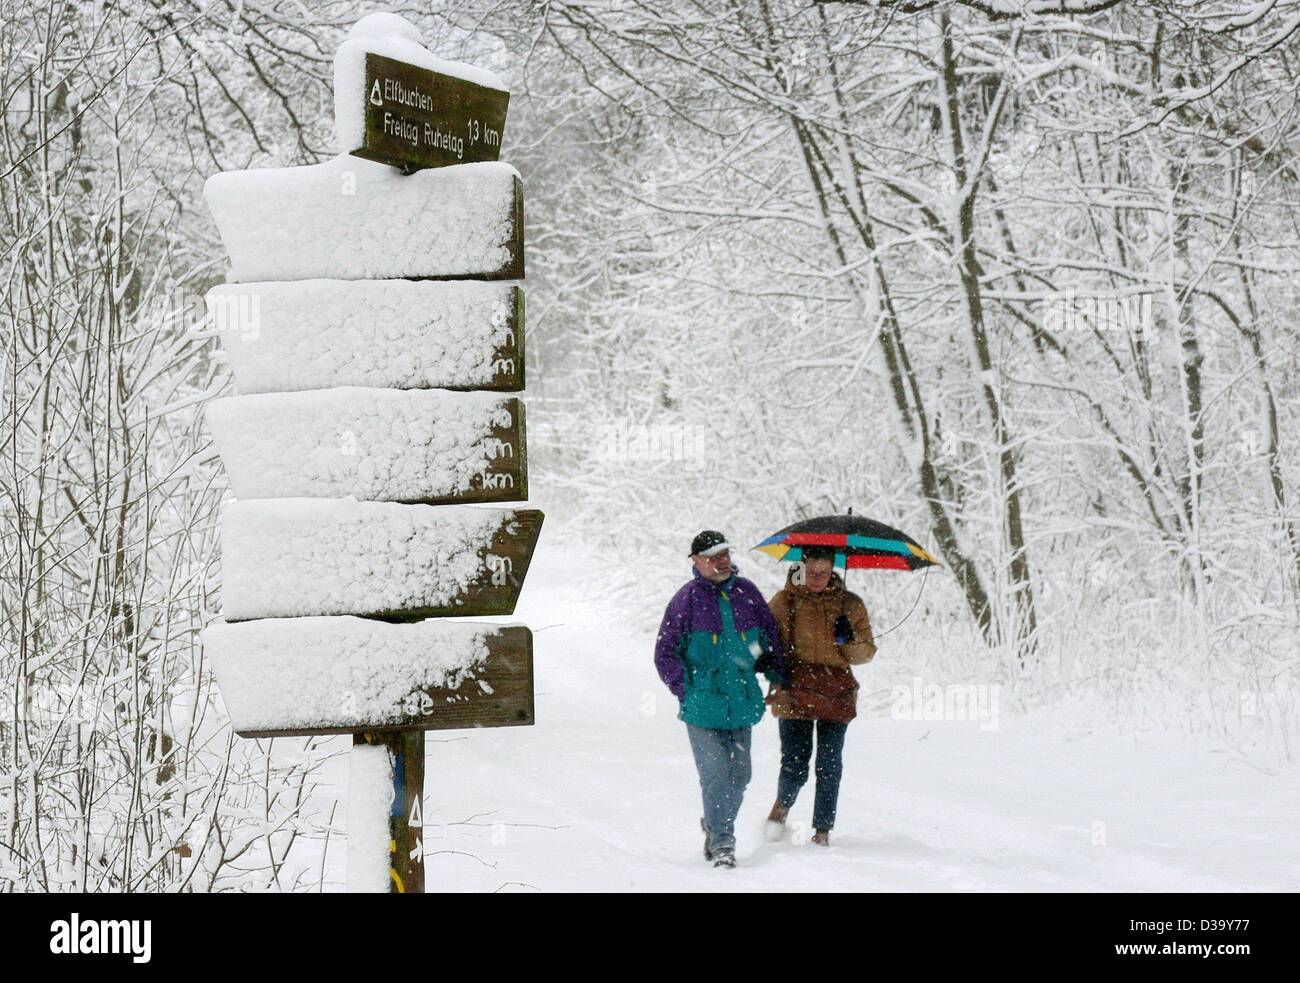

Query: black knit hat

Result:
[802,545,838,561]
[689,530,733,557]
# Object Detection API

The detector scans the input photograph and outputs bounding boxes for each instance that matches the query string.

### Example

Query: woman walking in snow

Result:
[763,545,875,846]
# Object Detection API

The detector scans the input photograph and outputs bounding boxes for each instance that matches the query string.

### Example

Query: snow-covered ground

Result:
[296,532,1300,892]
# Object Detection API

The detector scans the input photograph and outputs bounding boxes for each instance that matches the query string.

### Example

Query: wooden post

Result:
[354,731,425,893]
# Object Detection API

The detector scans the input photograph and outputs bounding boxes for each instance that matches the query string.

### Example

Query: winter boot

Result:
[811,829,831,847]
[764,801,789,843]
[700,817,713,861]
[712,847,737,869]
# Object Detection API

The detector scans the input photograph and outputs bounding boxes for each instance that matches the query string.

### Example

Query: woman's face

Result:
[804,556,834,592]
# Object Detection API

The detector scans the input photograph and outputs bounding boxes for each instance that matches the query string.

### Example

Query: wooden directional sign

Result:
[204,159,524,282]
[351,53,510,173]
[206,392,528,504]
[208,281,525,394]
[221,504,544,621]
[207,624,535,738]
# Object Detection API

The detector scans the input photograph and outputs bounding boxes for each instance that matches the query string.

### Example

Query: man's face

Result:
[804,555,834,592]
[692,549,733,583]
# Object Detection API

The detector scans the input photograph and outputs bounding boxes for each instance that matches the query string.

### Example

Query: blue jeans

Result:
[776,718,848,831]
[685,723,752,852]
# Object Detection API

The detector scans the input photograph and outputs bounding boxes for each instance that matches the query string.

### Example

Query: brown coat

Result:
[767,570,876,723]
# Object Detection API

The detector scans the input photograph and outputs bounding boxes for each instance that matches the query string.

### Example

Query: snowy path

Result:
[305,537,1300,892]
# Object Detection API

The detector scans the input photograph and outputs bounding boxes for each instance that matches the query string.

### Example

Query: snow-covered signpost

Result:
[198,13,541,893]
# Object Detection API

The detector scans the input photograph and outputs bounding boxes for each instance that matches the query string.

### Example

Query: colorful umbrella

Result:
[753,514,939,572]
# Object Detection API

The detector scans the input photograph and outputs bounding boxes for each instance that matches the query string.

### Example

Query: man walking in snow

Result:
[655,530,788,868]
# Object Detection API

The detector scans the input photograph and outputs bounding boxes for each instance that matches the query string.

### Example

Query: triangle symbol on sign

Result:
[408,794,423,828]
[369,79,382,106]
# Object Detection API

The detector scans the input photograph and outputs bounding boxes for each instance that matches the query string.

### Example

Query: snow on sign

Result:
[350,53,510,173]
[206,389,528,504]
[220,501,544,622]
[203,157,524,282]
[206,280,524,394]
[204,618,534,738]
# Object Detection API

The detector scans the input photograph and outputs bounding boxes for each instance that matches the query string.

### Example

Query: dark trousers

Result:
[775,718,849,831]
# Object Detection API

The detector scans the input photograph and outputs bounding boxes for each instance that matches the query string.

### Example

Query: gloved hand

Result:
[833,614,854,645]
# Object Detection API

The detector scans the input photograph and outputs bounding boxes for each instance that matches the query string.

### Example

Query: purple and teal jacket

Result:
[655,567,788,729]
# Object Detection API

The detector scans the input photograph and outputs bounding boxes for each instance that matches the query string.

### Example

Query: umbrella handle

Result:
[870,565,931,640]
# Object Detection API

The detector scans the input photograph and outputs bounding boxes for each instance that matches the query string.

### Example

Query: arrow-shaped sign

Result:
[206,620,535,737]
[221,503,542,621]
